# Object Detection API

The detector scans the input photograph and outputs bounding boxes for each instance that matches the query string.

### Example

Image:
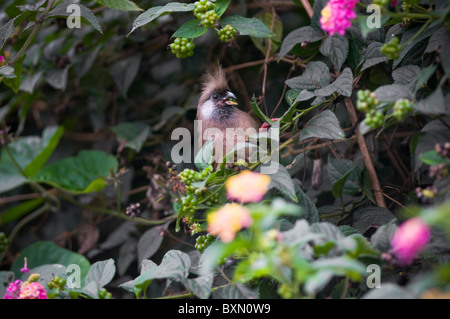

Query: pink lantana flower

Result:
[19,282,48,299]
[4,280,23,299]
[320,0,359,36]
[207,203,253,243]
[390,217,431,266]
[0,56,5,66]
[226,170,271,203]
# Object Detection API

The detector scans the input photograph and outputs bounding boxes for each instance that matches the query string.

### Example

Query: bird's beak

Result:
[223,92,238,106]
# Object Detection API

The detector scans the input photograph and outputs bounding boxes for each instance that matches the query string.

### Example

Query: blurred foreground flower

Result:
[207,203,253,243]
[0,56,5,66]
[320,0,359,36]
[226,170,271,203]
[390,217,431,266]
[20,257,30,273]
[260,118,280,131]
[4,280,22,299]
[19,282,48,299]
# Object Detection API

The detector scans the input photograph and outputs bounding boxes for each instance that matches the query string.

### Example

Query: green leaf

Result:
[414,64,437,92]
[0,20,15,51]
[152,250,191,282]
[420,150,446,166]
[11,241,90,282]
[320,35,348,71]
[214,0,231,17]
[85,259,116,288]
[32,150,119,194]
[0,271,15,297]
[46,3,103,34]
[352,206,396,234]
[312,256,366,281]
[172,19,207,39]
[0,198,44,225]
[250,98,271,123]
[0,126,64,193]
[183,273,214,299]
[315,67,353,97]
[414,88,448,116]
[260,163,298,203]
[221,15,275,38]
[373,84,413,102]
[111,121,151,152]
[128,2,195,35]
[370,221,397,252]
[295,183,319,223]
[219,283,259,299]
[251,12,283,56]
[24,126,64,177]
[137,223,169,266]
[299,110,345,142]
[45,66,69,91]
[360,42,389,72]
[327,157,361,196]
[110,54,142,97]
[392,65,421,84]
[285,61,331,90]
[93,0,142,11]
[2,55,25,93]
[195,139,214,171]
[279,26,323,59]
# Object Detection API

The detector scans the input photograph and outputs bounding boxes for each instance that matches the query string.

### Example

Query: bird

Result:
[196,66,260,168]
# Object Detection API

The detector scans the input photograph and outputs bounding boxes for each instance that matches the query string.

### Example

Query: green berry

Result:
[170,37,195,59]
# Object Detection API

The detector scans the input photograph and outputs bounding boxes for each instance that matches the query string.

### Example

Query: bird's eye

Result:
[211,93,219,100]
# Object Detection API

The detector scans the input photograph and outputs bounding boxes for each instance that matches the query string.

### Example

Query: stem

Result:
[344,97,386,208]
[10,0,56,66]
[0,203,50,263]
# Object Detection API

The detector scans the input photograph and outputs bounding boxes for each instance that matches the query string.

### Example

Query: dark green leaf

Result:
[370,222,397,252]
[315,67,353,97]
[2,55,25,93]
[320,35,348,71]
[352,206,396,234]
[286,61,331,90]
[373,84,413,101]
[299,110,345,142]
[195,139,214,171]
[183,273,214,299]
[11,241,90,281]
[327,157,361,196]
[250,99,271,123]
[360,42,389,72]
[214,0,231,17]
[137,223,169,266]
[392,65,421,84]
[221,15,275,38]
[295,183,319,223]
[172,19,207,39]
[47,3,103,34]
[85,259,116,288]
[110,54,142,97]
[0,198,44,225]
[0,65,16,79]
[414,88,448,116]
[93,0,142,11]
[45,66,69,91]
[279,26,323,59]
[111,121,151,152]
[32,150,119,194]
[129,2,195,35]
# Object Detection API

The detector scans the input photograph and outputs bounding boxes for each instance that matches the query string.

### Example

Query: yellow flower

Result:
[207,203,253,243]
[226,170,271,203]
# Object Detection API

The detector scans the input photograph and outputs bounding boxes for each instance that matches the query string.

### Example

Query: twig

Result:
[300,0,314,18]
[344,97,386,208]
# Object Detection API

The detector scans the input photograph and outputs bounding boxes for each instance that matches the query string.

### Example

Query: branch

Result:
[344,97,387,208]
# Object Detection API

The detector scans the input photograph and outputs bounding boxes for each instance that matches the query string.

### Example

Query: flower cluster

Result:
[207,203,253,243]
[390,217,431,266]
[206,171,271,243]
[226,170,271,203]
[4,275,48,299]
[320,0,359,36]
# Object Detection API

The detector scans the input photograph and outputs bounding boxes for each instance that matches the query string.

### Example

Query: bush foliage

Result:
[0,0,449,299]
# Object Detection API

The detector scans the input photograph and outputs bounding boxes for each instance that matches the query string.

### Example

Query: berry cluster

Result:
[435,142,450,159]
[47,276,66,294]
[125,202,141,218]
[0,232,9,252]
[357,89,379,113]
[98,287,112,299]
[200,10,219,28]
[393,99,413,120]
[195,233,215,252]
[169,37,195,59]
[357,89,384,128]
[177,166,221,233]
[381,37,401,60]
[218,25,237,42]
[194,0,215,20]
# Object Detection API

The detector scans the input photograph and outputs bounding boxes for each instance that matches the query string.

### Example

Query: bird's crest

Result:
[199,66,230,105]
